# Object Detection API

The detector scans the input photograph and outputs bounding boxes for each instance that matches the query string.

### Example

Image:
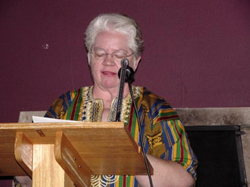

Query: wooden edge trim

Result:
[14,132,33,177]
[54,131,92,187]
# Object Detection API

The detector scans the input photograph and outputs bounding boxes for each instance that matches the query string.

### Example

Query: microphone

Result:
[115,59,129,122]
[117,59,154,187]
[115,59,135,121]
[118,65,135,83]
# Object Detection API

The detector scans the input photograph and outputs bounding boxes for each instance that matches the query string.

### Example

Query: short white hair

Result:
[85,13,144,60]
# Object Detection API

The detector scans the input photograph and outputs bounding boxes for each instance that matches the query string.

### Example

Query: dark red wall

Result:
[1,0,250,123]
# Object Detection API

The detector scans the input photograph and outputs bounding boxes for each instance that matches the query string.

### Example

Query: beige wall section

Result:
[19,108,250,185]
[18,111,46,123]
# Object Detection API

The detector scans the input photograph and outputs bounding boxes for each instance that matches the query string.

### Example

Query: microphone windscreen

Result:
[118,66,135,83]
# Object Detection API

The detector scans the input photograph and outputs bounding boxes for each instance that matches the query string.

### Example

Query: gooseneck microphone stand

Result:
[115,59,129,122]
[116,59,154,187]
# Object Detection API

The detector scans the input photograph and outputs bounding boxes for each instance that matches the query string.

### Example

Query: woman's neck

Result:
[92,84,130,109]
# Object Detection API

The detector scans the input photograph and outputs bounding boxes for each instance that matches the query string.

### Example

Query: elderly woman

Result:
[45,13,198,187]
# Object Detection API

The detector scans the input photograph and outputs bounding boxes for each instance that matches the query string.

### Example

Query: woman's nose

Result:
[102,54,116,65]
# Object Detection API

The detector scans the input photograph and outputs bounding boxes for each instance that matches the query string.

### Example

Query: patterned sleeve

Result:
[141,91,198,180]
[44,90,77,119]
[162,119,198,179]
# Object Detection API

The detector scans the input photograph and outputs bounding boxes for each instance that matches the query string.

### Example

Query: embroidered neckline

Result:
[80,86,141,123]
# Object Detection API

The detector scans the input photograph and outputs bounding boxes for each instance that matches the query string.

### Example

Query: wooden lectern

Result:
[0,122,153,186]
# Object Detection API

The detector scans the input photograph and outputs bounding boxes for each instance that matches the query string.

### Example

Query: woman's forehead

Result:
[93,31,130,52]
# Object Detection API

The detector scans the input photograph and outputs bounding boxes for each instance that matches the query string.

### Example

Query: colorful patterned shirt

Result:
[45,86,198,187]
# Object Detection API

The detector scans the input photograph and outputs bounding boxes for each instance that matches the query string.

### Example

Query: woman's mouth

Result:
[102,71,117,76]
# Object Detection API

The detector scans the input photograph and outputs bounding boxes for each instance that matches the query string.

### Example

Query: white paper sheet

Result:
[32,116,78,123]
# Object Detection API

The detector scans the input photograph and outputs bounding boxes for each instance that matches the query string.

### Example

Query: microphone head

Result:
[121,59,129,66]
[118,66,135,83]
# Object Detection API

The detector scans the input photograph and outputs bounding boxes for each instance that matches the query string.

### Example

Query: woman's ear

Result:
[87,53,91,65]
[133,56,141,71]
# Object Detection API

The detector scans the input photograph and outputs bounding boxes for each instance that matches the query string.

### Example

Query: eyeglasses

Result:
[90,49,133,62]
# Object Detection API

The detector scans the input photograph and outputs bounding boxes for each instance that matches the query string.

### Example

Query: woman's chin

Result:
[102,84,118,90]
[104,80,122,89]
